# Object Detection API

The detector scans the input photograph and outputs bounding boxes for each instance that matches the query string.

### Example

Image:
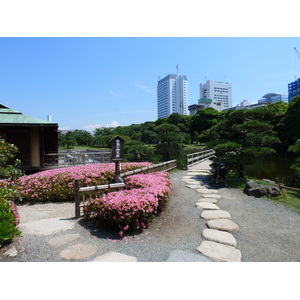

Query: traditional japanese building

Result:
[0,104,59,173]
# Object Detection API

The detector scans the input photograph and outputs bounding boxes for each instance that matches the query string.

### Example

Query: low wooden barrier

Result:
[186,149,215,169]
[74,159,177,218]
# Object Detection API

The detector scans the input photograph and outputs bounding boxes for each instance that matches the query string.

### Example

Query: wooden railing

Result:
[44,151,111,169]
[186,149,215,169]
[74,159,177,218]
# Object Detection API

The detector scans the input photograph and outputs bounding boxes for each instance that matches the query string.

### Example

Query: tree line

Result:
[59,96,300,183]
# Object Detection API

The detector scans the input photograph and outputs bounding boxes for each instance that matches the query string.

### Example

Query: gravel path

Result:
[1,163,300,262]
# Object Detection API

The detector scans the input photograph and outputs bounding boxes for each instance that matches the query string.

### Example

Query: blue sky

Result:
[1,37,300,131]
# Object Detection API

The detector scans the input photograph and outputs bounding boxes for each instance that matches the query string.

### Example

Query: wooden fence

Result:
[186,149,215,169]
[74,159,177,218]
[44,151,111,169]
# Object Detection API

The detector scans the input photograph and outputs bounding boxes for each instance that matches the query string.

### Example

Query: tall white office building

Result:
[157,74,188,119]
[199,80,232,109]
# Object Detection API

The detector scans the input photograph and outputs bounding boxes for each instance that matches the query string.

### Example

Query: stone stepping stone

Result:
[60,243,98,260]
[92,251,137,262]
[201,210,232,220]
[19,217,75,236]
[4,246,18,257]
[206,219,239,232]
[47,233,80,248]
[166,250,212,262]
[201,193,222,198]
[197,198,218,204]
[186,185,203,189]
[196,202,220,210]
[197,241,241,262]
[197,189,219,194]
[202,228,237,247]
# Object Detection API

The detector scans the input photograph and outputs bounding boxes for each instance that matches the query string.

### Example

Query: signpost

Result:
[110,135,124,183]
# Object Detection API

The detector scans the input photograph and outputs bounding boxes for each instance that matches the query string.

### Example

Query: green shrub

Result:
[0,188,21,248]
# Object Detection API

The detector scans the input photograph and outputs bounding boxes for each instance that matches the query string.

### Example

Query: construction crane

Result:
[294,47,300,59]
[294,48,300,79]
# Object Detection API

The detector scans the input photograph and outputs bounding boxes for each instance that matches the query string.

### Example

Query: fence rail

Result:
[74,159,177,218]
[44,151,111,169]
[186,149,215,169]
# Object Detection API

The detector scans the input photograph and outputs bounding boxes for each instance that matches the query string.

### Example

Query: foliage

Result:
[203,108,280,177]
[288,139,300,186]
[83,172,171,237]
[283,95,300,145]
[0,162,152,203]
[0,140,23,180]
[0,190,21,247]
[155,123,184,161]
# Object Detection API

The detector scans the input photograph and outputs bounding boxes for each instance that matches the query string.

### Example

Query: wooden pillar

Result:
[75,178,81,218]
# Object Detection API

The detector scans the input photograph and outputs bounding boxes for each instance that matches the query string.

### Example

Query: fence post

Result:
[75,178,81,218]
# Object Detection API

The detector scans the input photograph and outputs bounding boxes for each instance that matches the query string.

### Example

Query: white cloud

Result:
[108,90,129,99]
[132,81,155,94]
[106,121,120,127]
[81,124,103,131]
[59,126,71,131]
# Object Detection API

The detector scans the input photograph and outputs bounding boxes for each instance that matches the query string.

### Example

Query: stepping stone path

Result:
[186,163,242,262]
[92,252,137,262]
[200,210,232,220]
[196,202,220,210]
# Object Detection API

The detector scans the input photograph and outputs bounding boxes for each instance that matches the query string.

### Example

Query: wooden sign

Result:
[110,135,124,161]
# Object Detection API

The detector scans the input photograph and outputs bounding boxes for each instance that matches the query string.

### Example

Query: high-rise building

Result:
[288,78,300,103]
[157,74,188,119]
[199,80,232,109]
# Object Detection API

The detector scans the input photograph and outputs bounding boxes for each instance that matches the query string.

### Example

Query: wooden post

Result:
[75,178,81,218]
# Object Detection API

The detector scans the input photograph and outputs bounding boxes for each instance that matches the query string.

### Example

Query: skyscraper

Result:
[157,74,188,119]
[199,80,232,109]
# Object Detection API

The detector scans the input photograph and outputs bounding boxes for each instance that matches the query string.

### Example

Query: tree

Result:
[0,140,23,180]
[283,95,300,146]
[190,108,220,142]
[155,123,184,161]
[203,108,280,177]
[124,140,154,161]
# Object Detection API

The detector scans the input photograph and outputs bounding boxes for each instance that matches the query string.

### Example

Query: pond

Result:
[244,154,296,184]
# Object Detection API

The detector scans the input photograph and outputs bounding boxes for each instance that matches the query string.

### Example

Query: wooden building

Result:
[0,104,59,173]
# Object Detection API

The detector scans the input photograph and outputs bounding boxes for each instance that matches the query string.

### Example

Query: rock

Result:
[197,189,219,194]
[262,179,276,185]
[206,219,239,232]
[246,180,260,189]
[166,250,212,262]
[197,241,241,262]
[4,246,18,257]
[197,198,218,203]
[60,243,98,260]
[200,210,232,220]
[47,233,80,248]
[92,252,137,262]
[202,194,222,198]
[244,183,280,197]
[19,217,75,236]
[202,229,237,247]
[196,202,220,210]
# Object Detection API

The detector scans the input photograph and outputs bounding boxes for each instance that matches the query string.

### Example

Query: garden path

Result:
[1,159,300,262]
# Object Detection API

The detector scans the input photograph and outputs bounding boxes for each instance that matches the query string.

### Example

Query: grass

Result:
[222,171,300,214]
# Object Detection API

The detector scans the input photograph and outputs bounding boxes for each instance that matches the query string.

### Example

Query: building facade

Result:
[0,104,59,173]
[288,78,300,103]
[199,80,232,109]
[188,98,224,115]
[157,74,188,118]
[258,93,288,104]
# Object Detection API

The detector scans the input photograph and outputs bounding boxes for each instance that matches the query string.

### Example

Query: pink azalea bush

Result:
[83,172,171,237]
[0,162,152,203]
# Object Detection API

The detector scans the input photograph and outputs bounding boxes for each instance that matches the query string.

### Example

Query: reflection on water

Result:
[244,155,296,183]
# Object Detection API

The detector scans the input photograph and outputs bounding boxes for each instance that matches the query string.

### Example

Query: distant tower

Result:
[199,79,232,109]
[157,73,188,118]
